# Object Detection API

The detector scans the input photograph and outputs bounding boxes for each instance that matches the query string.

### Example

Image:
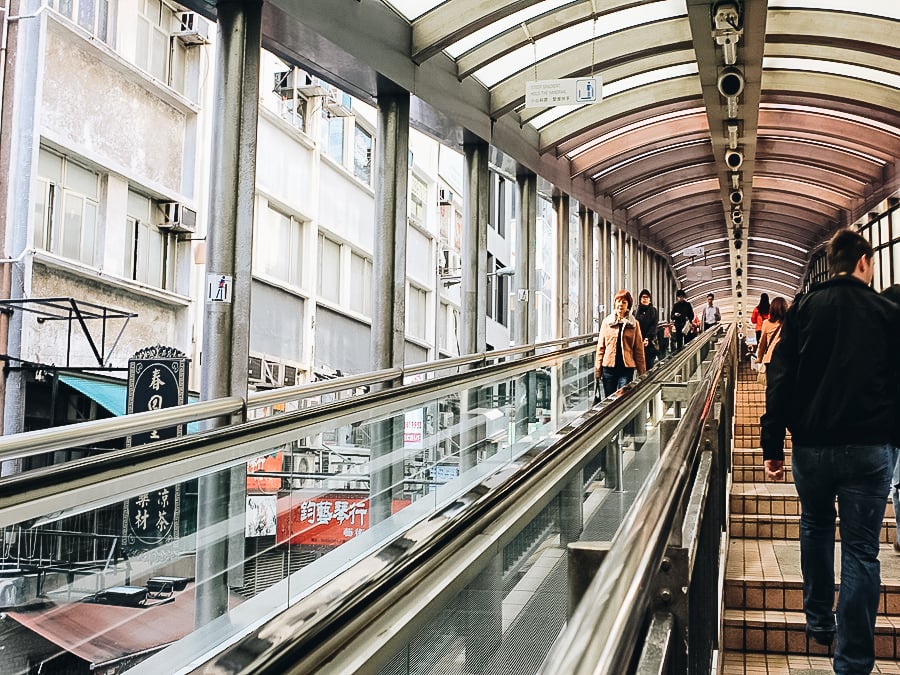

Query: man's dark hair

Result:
[827,228,873,277]
[707,293,714,300]
[676,289,686,299]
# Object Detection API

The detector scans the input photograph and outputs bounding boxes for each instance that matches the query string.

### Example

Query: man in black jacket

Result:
[669,289,694,352]
[761,229,900,674]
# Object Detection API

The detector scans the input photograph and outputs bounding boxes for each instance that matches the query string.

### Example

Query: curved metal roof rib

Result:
[184,0,900,314]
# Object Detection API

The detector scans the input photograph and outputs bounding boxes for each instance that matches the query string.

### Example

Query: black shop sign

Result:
[126,345,189,447]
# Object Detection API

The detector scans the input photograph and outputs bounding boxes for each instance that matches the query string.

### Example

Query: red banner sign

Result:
[276,492,410,546]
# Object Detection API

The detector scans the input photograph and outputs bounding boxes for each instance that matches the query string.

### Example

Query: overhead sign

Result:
[685,265,714,282]
[683,245,705,257]
[525,77,602,108]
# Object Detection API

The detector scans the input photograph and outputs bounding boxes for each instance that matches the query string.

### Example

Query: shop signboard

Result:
[276,492,410,546]
[126,345,189,447]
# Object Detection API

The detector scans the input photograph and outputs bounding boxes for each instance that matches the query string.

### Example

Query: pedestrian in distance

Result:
[760,228,900,674]
[751,292,770,344]
[670,289,694,353]
[635,289,660,368]
[595,289,647,398]
[702,292,721,330]
[755,296,788,387]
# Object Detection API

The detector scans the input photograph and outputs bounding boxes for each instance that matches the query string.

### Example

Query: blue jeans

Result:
[600,368,633,397]
[791,444,892,674]
[891,447,900,546]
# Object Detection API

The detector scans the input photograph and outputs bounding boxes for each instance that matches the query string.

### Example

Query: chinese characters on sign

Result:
[524,77,602,108]
[123,485,180,553]
[126,345,189,447]
[277,493,411,546]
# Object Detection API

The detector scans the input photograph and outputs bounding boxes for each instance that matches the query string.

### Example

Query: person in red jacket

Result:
[751,292,770,344]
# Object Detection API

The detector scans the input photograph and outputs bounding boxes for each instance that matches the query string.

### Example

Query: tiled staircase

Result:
[721,362,900,674]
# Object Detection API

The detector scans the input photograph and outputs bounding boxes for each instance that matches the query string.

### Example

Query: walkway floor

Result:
[722,360,900,674]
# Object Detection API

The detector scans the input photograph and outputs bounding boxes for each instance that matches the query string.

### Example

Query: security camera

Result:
[713,2,741,33]
[717,67,745,98]
[495,266,516,278]
[725,149,744,170]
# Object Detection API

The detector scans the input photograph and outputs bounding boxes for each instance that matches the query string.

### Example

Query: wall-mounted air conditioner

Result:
[263,360,282,388]
[274,70,328,97]
[324,91,353,118]
[174,12,209,46]
[438,189,453,205]
[159,202,197,234]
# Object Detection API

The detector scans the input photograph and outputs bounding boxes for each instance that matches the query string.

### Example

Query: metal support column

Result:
[196,0,261,627]
[460,141,489,472]
[553,192,570,339]
[514,172,537,440]
[578,206,593,335]
[0,0,42,469]
[370,87,410,523]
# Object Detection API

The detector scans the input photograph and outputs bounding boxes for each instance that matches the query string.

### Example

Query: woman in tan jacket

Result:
[756,296,788,385]
[595,289,647,398]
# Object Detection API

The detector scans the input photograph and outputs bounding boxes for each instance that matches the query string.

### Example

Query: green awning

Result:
[57,374,199,420]
[58,374,128,416]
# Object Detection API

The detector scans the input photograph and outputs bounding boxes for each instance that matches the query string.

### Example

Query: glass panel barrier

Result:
[0,343,603,675]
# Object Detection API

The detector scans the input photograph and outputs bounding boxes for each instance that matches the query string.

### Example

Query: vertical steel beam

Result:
[578,206,593,334]
[195,0,261,627]
[461,141,488,356]
[370,88,410,524]
[553,192,570,339]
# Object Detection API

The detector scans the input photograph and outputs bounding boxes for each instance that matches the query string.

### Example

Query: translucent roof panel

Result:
[234,0,900,308]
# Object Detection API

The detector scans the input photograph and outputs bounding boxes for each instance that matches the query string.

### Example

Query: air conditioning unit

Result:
[263,360,282,388]
[282,364,298,387]
[159,202,197,234]
[274,69,326,96]
[324,91,353,118]
[174,12,209,46]
[438,189,453,205]
[248,356,263,383]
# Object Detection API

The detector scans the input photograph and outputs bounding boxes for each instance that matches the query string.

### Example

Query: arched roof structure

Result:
[185,0,900,313]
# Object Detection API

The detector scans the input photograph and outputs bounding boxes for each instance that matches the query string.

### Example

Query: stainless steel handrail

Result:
[0,339,601,528]
[539,324,734,674]
[146,330,723,675]
[0,333,599,466]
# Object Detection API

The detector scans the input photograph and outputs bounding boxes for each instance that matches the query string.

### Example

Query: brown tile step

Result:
[730,484,897,519]
[732,454,791,471]
[733,465,795,484]
[725,575,900,615]
[723,609,900,658]
[721,651,900,674]
[730,514,898,544]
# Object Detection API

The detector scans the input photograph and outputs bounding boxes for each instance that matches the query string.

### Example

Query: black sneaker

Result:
[806,627,835,647]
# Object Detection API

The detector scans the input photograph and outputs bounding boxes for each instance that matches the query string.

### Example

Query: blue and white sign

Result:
[525,77,602,108]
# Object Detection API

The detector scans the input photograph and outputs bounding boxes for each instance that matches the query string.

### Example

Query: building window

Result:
[320,110,345,164]
[407,284,428,340]
[34,147,99,266]
[48,0,115,44]
[136,0,187,89]
[317,234,341,303]
[349,251,373,316]
[353,125,373,185]
[409,174,427,225]
[125,191,175,289]
[256,203,304,287]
